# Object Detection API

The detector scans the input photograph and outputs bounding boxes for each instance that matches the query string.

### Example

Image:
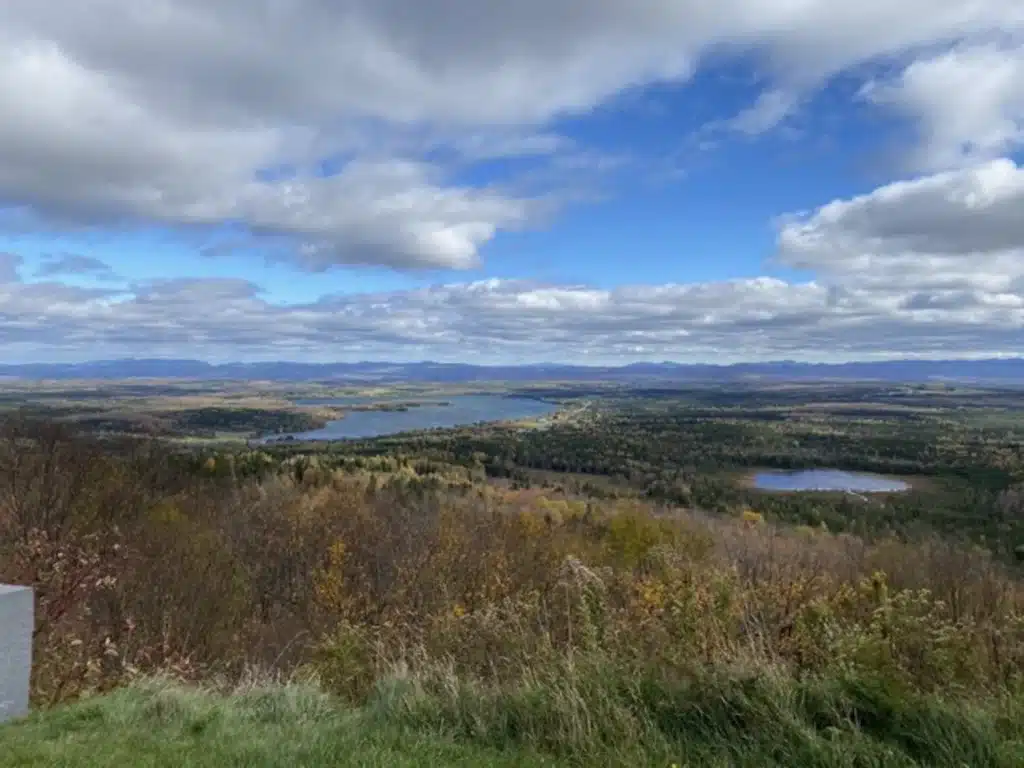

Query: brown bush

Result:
[3,421,1024,707]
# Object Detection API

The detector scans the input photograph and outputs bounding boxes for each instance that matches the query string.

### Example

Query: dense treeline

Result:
[169,406,322,437]
[6,403,326,440]
[248,392,1024,553]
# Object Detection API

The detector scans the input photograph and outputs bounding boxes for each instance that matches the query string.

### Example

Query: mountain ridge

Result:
[1,358,1023,382]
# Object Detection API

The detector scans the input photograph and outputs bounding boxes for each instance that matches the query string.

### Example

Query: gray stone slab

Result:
[0,584,33,723]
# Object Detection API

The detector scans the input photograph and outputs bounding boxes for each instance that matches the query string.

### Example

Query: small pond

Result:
[752,469,910,493]
[267,394,558,442]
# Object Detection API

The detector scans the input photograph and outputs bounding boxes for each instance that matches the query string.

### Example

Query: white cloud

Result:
[861,41,1024,170]
[2,153,1024,363]
[0,5,1021,366]
[777,158,1024,295]
[727,89,803,135]
[0,270,1020,364]
[1,1,1023,269]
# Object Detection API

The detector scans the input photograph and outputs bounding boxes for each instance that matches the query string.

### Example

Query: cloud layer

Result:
[2,2,1024,362]
[3,158,1022,363]
[2,1,1023,270]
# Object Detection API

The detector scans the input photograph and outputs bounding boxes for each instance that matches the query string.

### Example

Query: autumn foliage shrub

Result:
[3,417,1024,713]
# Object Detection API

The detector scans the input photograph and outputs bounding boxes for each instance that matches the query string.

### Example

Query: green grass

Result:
[0,678,559,768]
[3,670,1024,767]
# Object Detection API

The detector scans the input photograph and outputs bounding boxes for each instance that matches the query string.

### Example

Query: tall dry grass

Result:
[2,419,1023,713]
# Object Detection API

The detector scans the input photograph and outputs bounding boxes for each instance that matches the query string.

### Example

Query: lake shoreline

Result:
[261,394,561,443]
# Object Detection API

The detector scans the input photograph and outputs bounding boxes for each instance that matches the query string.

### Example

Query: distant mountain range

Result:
[1,358,1023,383]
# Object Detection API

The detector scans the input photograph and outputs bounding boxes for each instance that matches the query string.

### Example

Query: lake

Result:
[268,394,559,441]
[752,469,910,493]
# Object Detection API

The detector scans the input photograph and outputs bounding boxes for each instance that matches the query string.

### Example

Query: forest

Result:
[250,384,1024,553]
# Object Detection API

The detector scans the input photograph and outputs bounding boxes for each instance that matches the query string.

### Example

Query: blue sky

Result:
[1,1,1023,364]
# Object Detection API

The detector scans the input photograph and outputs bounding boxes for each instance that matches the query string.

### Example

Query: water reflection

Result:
[753,469,909,493]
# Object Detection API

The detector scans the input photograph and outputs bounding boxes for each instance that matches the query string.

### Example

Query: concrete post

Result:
[0,584,33,723]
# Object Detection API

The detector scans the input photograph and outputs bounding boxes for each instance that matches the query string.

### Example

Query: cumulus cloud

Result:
[4,153,1022,363]
[2,2,1023,363]
[4,162,1023,364]
[861,41,1024,171]
[1,1,1022,269]
[0,270,1019,364]
[777,158,1024,294]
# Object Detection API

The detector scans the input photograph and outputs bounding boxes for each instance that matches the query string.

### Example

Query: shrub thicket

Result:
[3,418,1024,763]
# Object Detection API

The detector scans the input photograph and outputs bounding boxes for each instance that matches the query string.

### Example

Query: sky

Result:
[1,1,1024,365]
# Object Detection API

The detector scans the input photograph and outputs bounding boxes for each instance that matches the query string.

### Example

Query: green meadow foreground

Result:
[3,382,1024,765]
[5,674,1023,767]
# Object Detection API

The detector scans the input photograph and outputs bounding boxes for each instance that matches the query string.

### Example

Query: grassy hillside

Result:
[4,674,1023,767]
[0,679,554,767]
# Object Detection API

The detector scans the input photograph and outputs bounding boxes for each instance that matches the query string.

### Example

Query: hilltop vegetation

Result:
[2,382,1024,765]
